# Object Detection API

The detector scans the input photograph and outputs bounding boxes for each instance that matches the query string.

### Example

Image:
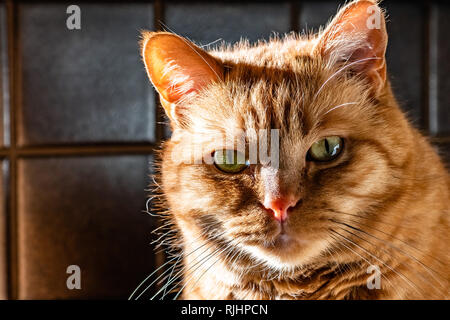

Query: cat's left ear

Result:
[314,0,388,94]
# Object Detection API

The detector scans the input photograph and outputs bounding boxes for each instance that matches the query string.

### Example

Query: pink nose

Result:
[263,196,299,222]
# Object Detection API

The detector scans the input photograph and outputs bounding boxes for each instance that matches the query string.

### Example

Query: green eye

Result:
[213,149,249,173]
[308,136,343,162]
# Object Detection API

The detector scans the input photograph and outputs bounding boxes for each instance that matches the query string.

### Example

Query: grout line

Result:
[11,144,156,157]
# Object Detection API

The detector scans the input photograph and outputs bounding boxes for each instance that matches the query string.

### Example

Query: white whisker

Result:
[323,102,358,115]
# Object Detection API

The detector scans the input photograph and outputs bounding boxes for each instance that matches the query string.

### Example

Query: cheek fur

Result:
[163,160,255,217]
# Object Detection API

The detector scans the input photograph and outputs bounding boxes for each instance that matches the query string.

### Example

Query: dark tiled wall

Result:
[0,0,448,300]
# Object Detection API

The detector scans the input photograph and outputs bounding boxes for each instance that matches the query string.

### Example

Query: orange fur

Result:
[142,0,449,299]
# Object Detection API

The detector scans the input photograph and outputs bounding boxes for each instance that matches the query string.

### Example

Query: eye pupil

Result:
[307,136,343,162]
[324,138,330,154]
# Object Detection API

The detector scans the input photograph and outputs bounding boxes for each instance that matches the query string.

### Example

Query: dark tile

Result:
[166,2,291,46]
[383,2,423,128]
[0,160,7,299]
[18,3,155,145]
[299,0,341,34]
[0,3,7,147]
[433,3,450,135]
[17,156,156,299]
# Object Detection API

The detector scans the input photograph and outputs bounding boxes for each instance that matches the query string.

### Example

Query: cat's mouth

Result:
[262,223,311,250]
[269,233,296,248]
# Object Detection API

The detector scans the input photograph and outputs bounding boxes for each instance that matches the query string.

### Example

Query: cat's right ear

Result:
[141,32,224,125]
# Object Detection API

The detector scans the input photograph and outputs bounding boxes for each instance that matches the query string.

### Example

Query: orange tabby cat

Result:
[140,0,449,299]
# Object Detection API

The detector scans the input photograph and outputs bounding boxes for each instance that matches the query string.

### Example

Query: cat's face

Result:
[143,1,406,270]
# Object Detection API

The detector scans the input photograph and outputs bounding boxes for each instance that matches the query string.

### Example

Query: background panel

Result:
[166,2,291,46]
[434,3,450,135]
[18,3,155,146]
[17,156,155,299]
[0,160,7,299]
[299,0,341,34]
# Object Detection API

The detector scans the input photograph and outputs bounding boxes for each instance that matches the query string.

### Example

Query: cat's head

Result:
[142,1,412,271]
